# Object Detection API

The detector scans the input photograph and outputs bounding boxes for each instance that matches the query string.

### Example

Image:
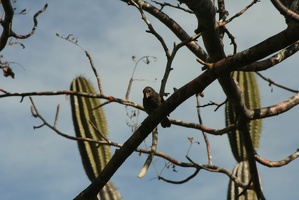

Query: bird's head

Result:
[143,86,155,99]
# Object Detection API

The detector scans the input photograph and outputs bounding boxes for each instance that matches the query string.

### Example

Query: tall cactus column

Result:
[225,71,262,200]
[70,76,122,200]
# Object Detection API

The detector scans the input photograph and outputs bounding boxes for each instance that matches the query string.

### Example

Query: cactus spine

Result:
[225,71,262,199]
[70,76,122,200]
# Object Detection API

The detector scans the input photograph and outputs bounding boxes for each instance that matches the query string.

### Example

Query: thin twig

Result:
[158,168,200,184]
[89,121,110,143]
[255,71,299,93]
[85,51,104,95]
[196,94,212,165]
[160,32,202,96]
[219,0,259,26]
[170,118,235,135]
[185,156,253,189]
[56,34,104,95]
[125,56,157,100]
[53,104,60,128]
[152,1,193,13]
[198,99,226,111]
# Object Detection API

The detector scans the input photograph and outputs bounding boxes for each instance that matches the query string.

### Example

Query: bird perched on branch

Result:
[143,86,171,128]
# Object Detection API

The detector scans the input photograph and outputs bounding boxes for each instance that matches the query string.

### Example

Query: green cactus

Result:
[227,161,259,200]
[225,71,262,161]
[225,71,262,199]
[70,76,122,200]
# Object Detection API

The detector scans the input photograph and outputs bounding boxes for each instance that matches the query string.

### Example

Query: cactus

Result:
[225,71,262,161]
[227,161,259,200]
[70,76,122,200]
[225,71,262,199]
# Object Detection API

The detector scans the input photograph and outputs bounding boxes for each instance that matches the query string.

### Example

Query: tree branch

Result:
[252,92,299,119]
[10,4,48,39]
[255,149,299,167]
[271,0,299,22]
[0,2,47,51]
[241,40,299,72]
[0,0,14,51]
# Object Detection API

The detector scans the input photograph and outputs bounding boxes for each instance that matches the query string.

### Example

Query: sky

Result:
[0,1,298,200]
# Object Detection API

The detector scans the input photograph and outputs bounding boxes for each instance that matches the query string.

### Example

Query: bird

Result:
[143,86,171,128]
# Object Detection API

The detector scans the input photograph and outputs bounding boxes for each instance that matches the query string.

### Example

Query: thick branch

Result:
[255,149,299,167]
[212,26,299,74]
[0,0,14,51]
[271,0,299,22]
[242,40,299,71]
[251,92,299,119]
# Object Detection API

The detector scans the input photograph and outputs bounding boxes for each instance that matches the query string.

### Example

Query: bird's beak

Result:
[145,92,150,98]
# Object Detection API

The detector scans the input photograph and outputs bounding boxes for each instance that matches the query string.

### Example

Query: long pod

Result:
[70,76,122,200]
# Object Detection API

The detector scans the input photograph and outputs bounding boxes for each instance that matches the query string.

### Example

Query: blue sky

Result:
[0,1,298,200]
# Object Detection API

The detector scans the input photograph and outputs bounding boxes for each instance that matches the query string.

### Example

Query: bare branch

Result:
[196,94,212,165]
[0,0,14,51]
[170,118,235,135]
[131,0,170,57]
[152,1,193,13]
[255,71,299,93]
[252,92,299,120]
[242,40,299,72]
[185,156,253,189]
[219,0,259,26]
[158,168,200,184]
[255,149,299,167]
[56,34,104,95]
[125,56,157,100]
[271,0,299,22]
[85,51,104,95]
[11,4,48,39]
[53,104,60,128]
[0,89,143,109]
[160,32,201,96]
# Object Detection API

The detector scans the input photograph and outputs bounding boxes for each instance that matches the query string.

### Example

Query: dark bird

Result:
[143,86,171,128]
